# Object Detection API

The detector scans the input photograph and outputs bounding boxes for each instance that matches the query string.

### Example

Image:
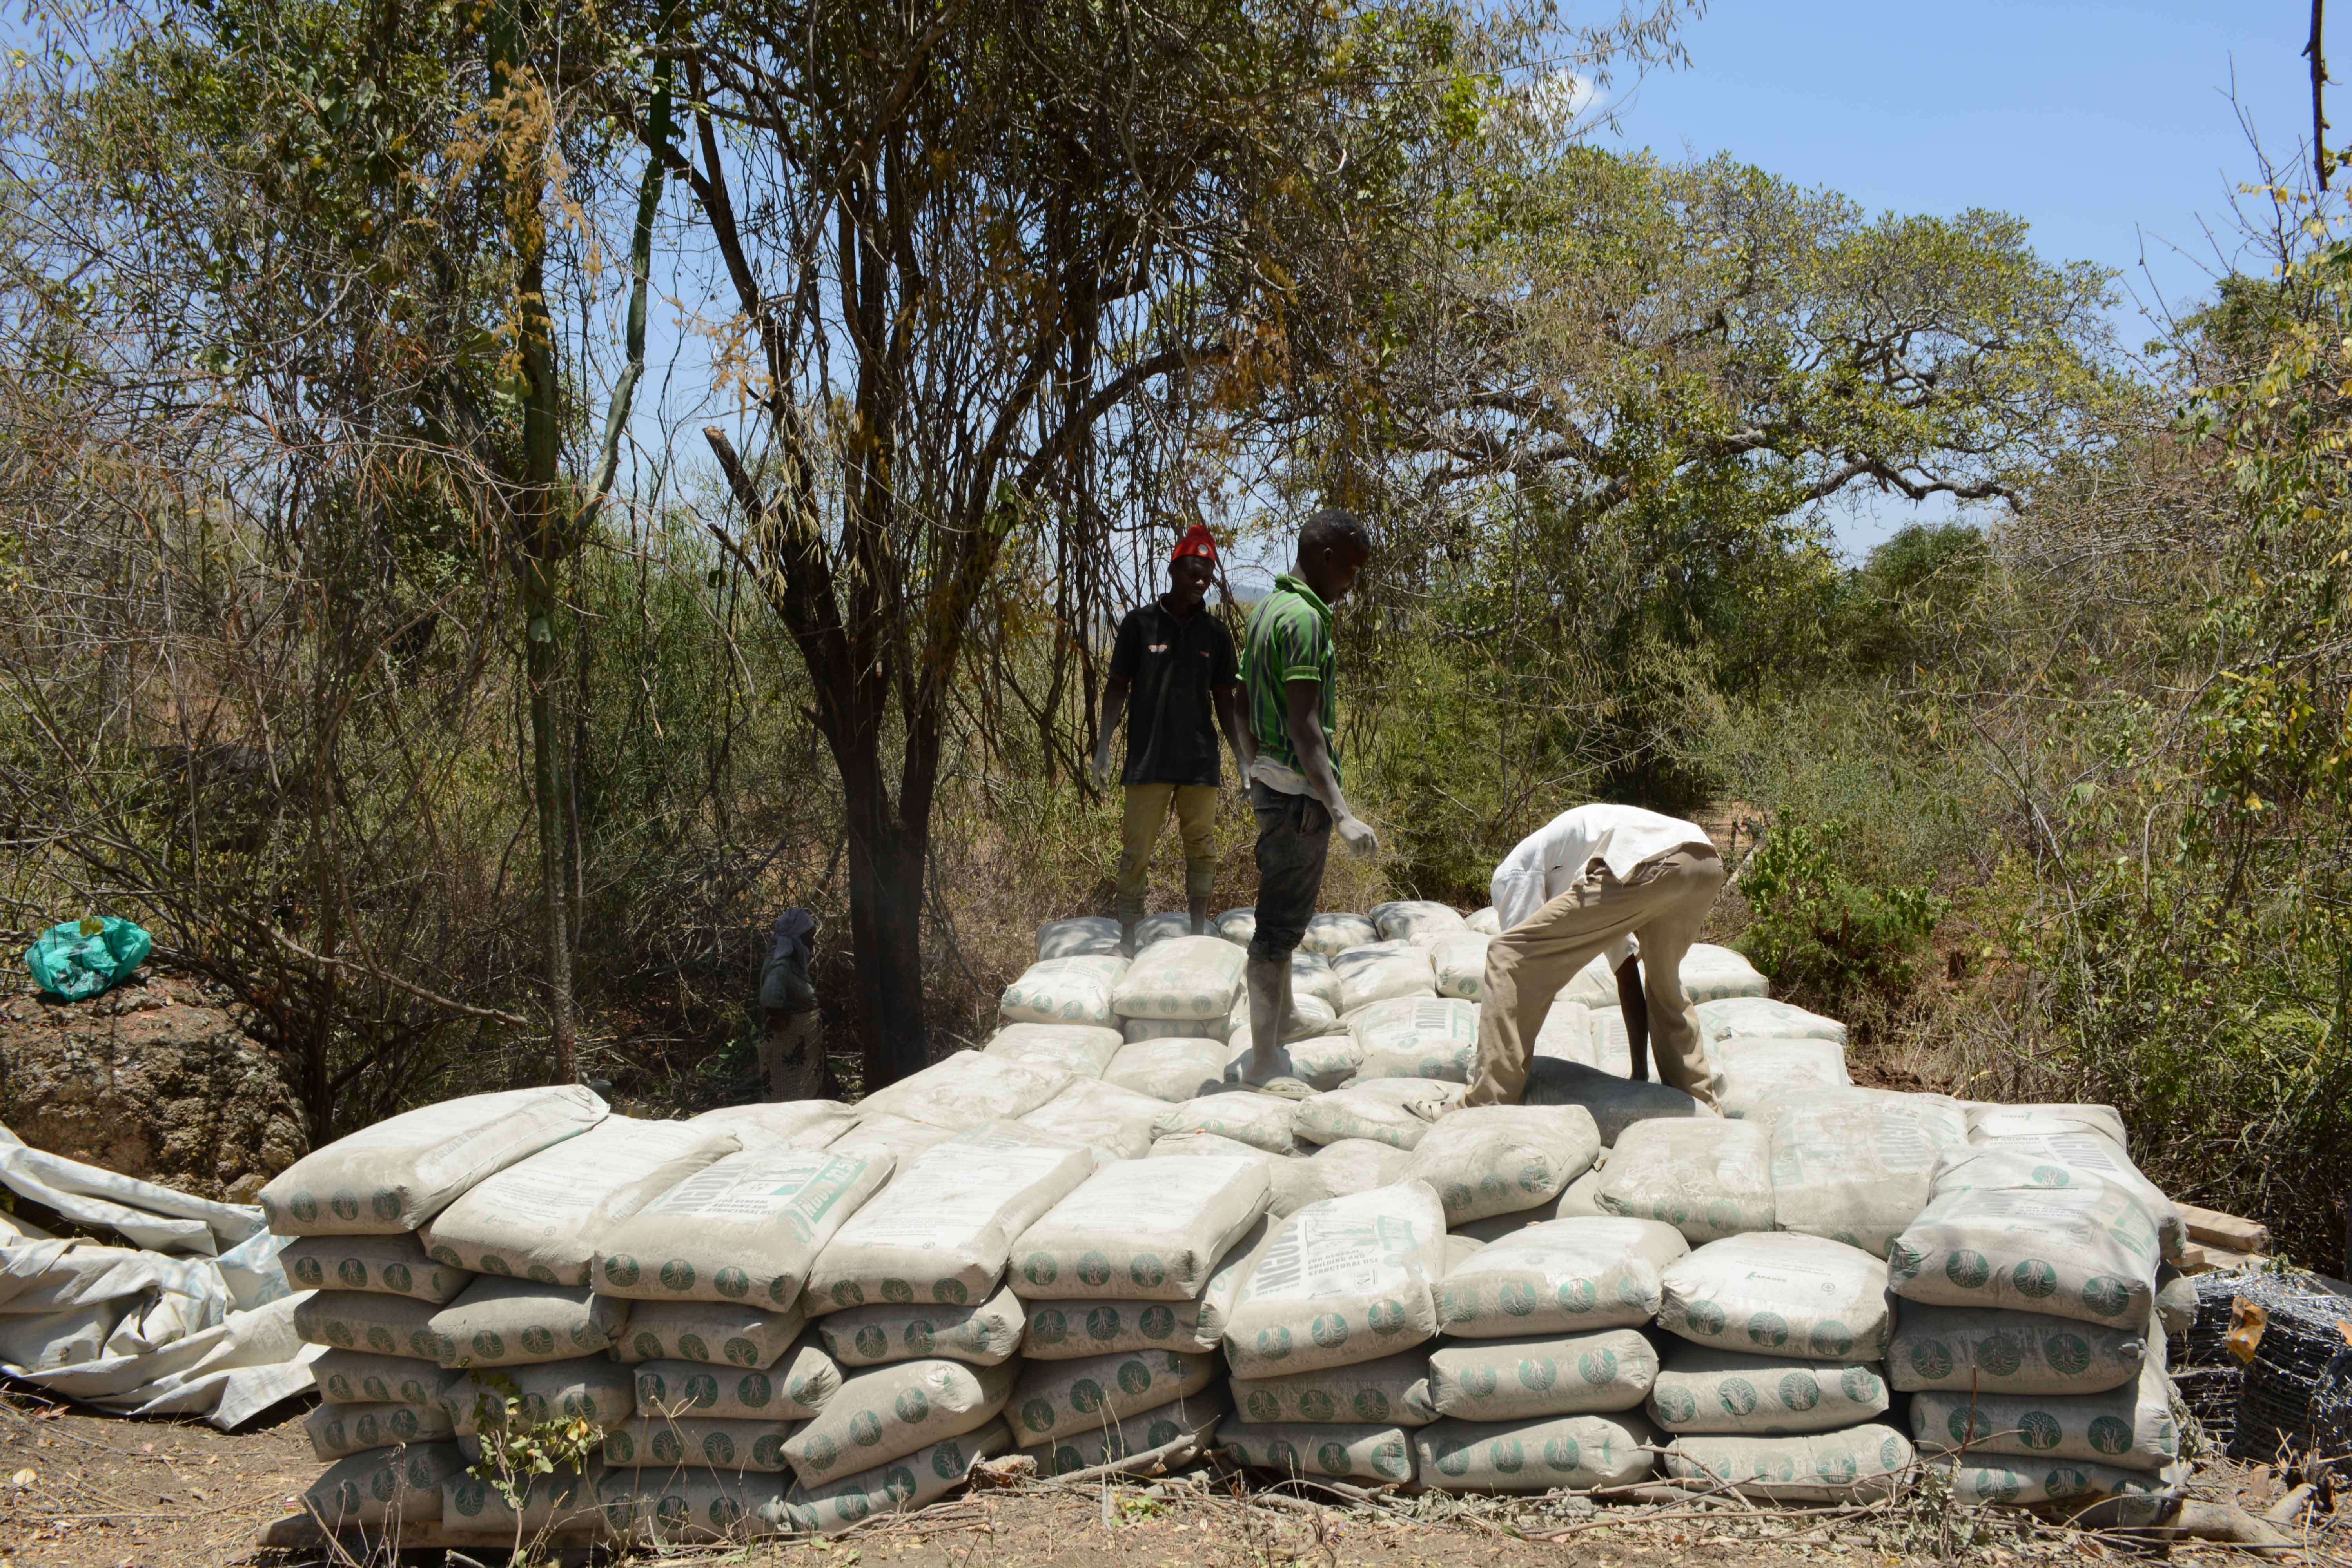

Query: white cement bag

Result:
[1428,1328,1657,1420]
[1007,1346,1219,1445]
[443,1461,607,1535]
[604,1413,794,1470]
[1887,1302,2146,1395]
[1524,1062,1713,1147]
[1125,1007,1236,1042]
[316,1349,449,1408]
[1001,955,1128,1027]
[1662,1424,1915,1502]
[1102,1037,1227,1101]
[634,1342,841,1421]
[1111,935,1247,1022]
[1293,1078,1465,1150]
[296,1290,445,1360]
[1443,1232,1486,1269]
[855,1050,1072,1131]
[615,1299,804,1368]
[1026,1389,1228,1475]
[592,1465,790,1544]
[783,1357,1016,1485]
[1372,901,1468,944]
[690,1100,860,1149]
[1429,933,1491,1001]
[1658,1234,1892,1361]
[1287,950,1343,1010]
[1132,911,1195,951]
[1300,913,1380,956]
[1017,1078,1167,1161]
[983,1023,1125,1079]
[1215,908,1257,946]
[1933,1455,2180,1511]
[260,1085,607,1236]
[1465,907,1501,934]
[1151,1093,1299,1156]
[1599,1118,1772,1243]
[1437,1217,1688,1337]
[1232,1347,1436,1425]
[1217,1416,1417,1483]
[1887,1154,2160,1329]
[1014,1156,1270,1302]
[1309,1139,1416,1198]
[1223,1033,1360,1093]
[1699,997,1846,1045]
[418,1116,737,1286]
[307,1399,456,1459]
[1769,1095,1965,1257]
[1944,1135,2185,1261]
[1717,1038,1849,1119]
[1405,1106,1601,1224]
[806,1124,1096,1312]
[283,1234,470,1304]
[2156,1266,2196,1338]
[1223,1181,1448,1378]
[1966,1102,2130,1152]
[301,1440,466,1526]
[1348,996,1480,1082]
[1554,1166,1605,1219]
[1561,953,1619,1007]
[1532,1001,1628,1076]
[1289,1001,1345,1048]
[1647,1345,1889,1435]
[1038,916,1122,958]
[1023,1218,1268,1361]
[1415,1411,1655,1492]
[771,1423,1012,1537]
[1913,1354,2176,1470]
[827,1114,955,1166]
[595,1144,892,1309]
[1680,943,1769,1002]
[428,1278,627,1368]
[441,1356,636,1436]
[1329,940,1438,1013]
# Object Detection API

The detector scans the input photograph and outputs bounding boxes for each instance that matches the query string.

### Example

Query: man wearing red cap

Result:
[1093,525,1252,952]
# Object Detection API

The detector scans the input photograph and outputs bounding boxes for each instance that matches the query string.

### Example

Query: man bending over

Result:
[1234,508,1379,1090]
[1472,803,1725,1110]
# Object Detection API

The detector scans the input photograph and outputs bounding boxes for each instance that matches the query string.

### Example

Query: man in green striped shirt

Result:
[1235,507,1378,1091]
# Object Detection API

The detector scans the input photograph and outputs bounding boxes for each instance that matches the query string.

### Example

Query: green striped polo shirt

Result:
[1242,573,1339,784]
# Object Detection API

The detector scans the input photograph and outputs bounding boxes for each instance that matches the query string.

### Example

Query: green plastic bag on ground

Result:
[25,917,152,1000]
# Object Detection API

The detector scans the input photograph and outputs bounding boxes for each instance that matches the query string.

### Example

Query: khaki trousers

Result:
[1117,783,1220,920]
[1467,848,1726,1111]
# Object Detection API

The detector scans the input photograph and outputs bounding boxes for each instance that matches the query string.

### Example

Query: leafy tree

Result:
[657,0,1680,1084]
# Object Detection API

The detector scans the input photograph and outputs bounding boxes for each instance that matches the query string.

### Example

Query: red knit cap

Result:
[1171,524,1218,564]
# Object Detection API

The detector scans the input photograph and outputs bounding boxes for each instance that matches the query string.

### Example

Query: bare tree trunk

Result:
[523,556,575,1082]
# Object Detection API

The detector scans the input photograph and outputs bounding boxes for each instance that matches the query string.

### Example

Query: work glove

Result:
[1336,813,1379,860]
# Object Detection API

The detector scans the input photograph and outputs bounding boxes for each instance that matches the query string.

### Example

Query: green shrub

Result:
[1733,818,1945,1023]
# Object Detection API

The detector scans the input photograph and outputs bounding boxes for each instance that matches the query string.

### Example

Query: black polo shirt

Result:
[1108,596,1240,787]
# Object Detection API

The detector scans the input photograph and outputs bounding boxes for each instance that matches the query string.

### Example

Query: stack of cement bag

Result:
[0,1125,310,1426]
[257,900,2195,1545]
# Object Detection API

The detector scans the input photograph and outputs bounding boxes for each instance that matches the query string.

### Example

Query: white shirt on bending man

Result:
[1490,804,1716,928]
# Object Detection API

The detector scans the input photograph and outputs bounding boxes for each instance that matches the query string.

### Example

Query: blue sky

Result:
[1596,0,2312,555]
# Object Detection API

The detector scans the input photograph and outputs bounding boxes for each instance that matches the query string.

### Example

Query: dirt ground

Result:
[2,1386,2336,1568]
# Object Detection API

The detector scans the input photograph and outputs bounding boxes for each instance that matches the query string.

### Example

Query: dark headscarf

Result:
[769,908,816,969]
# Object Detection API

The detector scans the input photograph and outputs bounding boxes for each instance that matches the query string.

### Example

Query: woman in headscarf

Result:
[758,908,824,1100]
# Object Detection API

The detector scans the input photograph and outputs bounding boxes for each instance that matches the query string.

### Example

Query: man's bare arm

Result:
[1214,683,1254,781]
[1283,679,1376,857]
[1091,675,1132,786]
